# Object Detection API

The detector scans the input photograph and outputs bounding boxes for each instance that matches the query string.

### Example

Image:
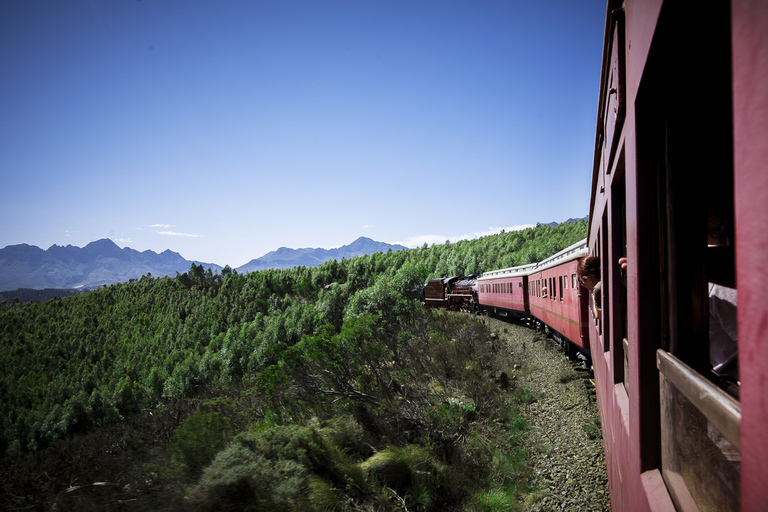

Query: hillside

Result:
[0,220,588,511]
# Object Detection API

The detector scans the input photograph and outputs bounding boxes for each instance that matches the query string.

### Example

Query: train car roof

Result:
[478,263,538,281]
[533,238,588,272]
[478,238,588,280]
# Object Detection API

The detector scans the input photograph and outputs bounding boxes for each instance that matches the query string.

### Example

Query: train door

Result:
[634,1,739,509]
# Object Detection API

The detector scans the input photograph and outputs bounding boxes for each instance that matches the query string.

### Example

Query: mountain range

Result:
[0,237,407,292]
[237,237,407,273]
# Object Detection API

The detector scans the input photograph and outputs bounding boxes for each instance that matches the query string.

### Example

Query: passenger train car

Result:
[526,241,590,360]
[475,262,535,321]
[587,0,767,510]
[477,240,592,362]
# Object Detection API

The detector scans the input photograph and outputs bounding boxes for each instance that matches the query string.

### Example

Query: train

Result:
[422,239,594,368]
[423,1,767,510]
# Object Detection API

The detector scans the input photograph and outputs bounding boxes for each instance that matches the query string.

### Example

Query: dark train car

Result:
[588,0,768,510]
[476,263,536,320]
[423,275,478,312]
[423,278,447,309]
[527,240,590,360]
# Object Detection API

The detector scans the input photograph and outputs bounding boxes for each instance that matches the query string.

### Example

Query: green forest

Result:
[0,221,586,511]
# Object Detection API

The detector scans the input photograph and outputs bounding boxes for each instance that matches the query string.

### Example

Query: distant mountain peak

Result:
[236,237,407,273]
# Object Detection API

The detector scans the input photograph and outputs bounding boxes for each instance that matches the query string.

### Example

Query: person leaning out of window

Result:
[577,256,601,321]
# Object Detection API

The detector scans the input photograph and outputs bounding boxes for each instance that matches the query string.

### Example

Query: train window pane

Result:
[658,350,740,512]
[572,274,578,289]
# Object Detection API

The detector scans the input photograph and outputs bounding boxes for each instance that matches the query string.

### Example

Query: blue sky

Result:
[1,0,605,268]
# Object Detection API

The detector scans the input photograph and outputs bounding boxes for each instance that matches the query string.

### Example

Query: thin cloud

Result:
[157,231,202,238]
[150,224,173,229]
[114,237,134,244]
[397,224,535,248]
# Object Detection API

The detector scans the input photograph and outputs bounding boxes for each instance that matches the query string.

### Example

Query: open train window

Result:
[612,155,628,391]
[635,0,739,509]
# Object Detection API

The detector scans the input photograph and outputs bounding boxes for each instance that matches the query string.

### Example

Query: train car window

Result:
[572,274,578,289]
[559,276,564,302]
[601,214,609,348]
[612,157,628,389]
[635,1,738,509]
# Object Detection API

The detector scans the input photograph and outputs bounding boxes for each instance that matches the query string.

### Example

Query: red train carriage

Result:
[476,263,535,320]
[588,0,768,510]
[527,240,590,360]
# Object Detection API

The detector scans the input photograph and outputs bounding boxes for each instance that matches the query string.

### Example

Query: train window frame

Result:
[633,0,738,507]
[657,350,741,511]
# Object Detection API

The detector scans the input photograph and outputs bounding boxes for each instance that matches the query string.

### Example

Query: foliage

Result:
[189,425,345,512]
[169,410,232,477]
[0,221,587,510]
[583,416,602,440]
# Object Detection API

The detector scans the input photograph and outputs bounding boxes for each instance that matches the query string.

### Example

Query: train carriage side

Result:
[588,0,768,511]
[476,263,535,320]
[528,240,590,360]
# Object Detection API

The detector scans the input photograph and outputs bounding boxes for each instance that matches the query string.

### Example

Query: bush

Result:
[361,445,447,510]
[169,410,231,477]
[190,424,350,511]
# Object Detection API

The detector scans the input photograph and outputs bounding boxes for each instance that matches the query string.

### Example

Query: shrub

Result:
[190,424,350,511]
[583,417,602,440]
[169,410,231,477]
[361,445,447,509]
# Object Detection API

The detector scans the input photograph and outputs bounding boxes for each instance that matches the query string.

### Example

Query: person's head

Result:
[577,256,600,291]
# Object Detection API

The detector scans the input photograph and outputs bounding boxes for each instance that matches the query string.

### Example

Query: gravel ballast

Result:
[487,317,610,511]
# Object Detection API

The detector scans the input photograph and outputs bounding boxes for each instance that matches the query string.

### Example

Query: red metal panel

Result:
[477,275,527,313]
[589,1,671,511]
[732,0,768,508]
[529,259,588,350]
